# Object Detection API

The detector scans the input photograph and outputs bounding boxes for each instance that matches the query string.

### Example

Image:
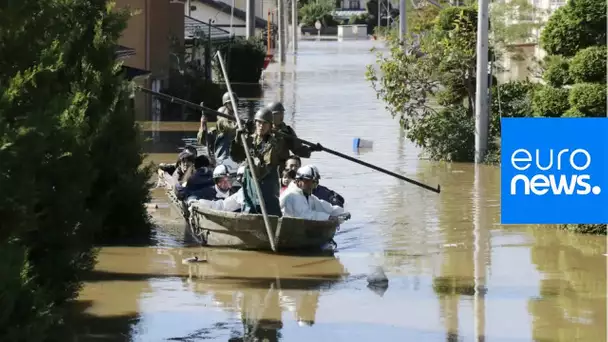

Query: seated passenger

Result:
[186,164,235,201]
[160,145,199,175]
[279,166,348,221]
[281,169,296,194]
[189,187,244,213]
[175,155,214,200]
[172,149,196,186]
[285,155,301,172]
[231,164,246,193]
[309,165,345,208]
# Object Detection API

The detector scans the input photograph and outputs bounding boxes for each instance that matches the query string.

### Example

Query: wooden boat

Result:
[160,171,339,251]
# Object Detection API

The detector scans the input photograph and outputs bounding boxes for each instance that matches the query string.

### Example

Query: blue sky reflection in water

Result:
[75,40,606,342]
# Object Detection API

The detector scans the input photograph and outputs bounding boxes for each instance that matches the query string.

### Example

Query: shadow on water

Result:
[64,300,139,342]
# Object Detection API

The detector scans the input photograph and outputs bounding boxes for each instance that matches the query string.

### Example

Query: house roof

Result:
[193,0,269,29]
[115,45,136,59]
[185,15,233,41]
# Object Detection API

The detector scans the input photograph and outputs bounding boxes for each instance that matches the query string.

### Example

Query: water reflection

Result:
[528,227,606,341]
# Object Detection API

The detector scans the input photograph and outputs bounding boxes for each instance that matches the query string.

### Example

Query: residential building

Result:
[498,0,566,82]
[114,0,186,120]
[185,0,269,37]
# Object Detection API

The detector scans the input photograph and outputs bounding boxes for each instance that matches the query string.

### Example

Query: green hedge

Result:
[569,46,607,83]
[214,37,266,84]
[568,83,607,117]
[542,55,572,87]
[559,224,607,234]
[532,86,570,117]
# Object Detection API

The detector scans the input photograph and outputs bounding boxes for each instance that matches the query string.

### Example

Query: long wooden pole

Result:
[215,51,277,252]
[136,87,441,194]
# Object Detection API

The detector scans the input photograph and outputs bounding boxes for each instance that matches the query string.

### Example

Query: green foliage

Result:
[569,46,607,83]
[214,37,266,83]
[532,86,570,117]
[562,107,586,117]
[542,55,572,87]
[568,83,607,117]
[540,0,607,57]
[299,0,336,26]
[435,6,477,32]
[559,224,607,235]
[349,13,369,25]
[0,0,152,339]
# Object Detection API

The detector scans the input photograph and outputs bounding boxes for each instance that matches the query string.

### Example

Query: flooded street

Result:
[74,41,606,341]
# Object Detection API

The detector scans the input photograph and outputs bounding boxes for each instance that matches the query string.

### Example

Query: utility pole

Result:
[474,0,489,163]
[377,0,381,36]
[399,0,406,48]
[291,0,297,53]
[277,0,286,63]
[246,0,255,39]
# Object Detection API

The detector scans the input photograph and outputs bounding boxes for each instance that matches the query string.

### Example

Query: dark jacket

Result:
[313,185,345,208]
[188,185,233,201]
[175,168,214,200]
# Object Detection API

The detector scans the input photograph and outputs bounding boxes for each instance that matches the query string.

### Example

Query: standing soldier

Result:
[197,92,240,165]
[265,101,322,165]
[230,107,282,216]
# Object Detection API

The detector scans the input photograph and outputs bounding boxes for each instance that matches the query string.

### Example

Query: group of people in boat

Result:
[159,92,349,222]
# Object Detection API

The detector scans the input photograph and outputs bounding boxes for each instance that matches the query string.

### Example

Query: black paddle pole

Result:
[137,87,441,194]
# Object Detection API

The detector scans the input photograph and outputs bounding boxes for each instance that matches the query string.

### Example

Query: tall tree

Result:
[0,0,152,339]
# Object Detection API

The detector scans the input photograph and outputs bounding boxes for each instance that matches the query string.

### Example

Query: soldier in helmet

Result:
[229,107,282,216]
[266,101,322,165]
[197,91,240,165]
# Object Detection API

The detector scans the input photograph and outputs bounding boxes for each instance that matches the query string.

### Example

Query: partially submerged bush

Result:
[532,86,570,117]
[559,224,607,235]
[214,37,266,83]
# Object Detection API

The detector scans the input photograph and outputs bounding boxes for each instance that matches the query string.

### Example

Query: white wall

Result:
[187,1,264,36]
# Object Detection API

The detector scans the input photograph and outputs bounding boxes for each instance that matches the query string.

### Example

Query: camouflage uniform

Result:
[197,92,240,164]
[230,108,282,216]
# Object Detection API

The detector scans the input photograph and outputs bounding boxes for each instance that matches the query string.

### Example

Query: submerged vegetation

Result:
[0,0,153,339]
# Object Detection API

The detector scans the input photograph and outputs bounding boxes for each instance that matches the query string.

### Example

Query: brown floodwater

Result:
[73,41,607,341]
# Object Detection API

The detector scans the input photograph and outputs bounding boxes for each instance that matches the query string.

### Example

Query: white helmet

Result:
[295,165,316,180]
[213,165,230,179]
[237,165,246,176]
[309,165,320,180]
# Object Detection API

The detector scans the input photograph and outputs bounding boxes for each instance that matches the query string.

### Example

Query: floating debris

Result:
[367,266,389,288]
[182,256,208,264]
[367,283,388,297]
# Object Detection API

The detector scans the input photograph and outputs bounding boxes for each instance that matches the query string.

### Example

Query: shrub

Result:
[542,55,573,87]
[532,86,570,117]
[299,0,335,26]
[435,6,478,32]
[214,37,266,83]
[562,107,586,117]
[568,83,607,117]
[0,0,152,339]
[559,224,607,235]
[540,0,607,57]
[569,46,607,83]
[408,106,476,162]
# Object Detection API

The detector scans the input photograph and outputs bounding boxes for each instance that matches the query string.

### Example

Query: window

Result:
[348,0,360,9]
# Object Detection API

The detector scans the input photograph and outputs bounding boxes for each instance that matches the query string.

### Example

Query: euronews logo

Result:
[509,148,601,196]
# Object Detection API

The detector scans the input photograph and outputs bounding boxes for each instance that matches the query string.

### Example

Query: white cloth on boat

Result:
[188,188,244,212]
[279,182,346,221]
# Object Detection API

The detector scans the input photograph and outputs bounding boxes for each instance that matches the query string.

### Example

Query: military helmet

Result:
[222,92,238,105]
[178,149,195,162]
[266,101,285,114]
[253,107,273,123]
[184,145,198,157]
[213,164,230,179]
[295,165,316,181]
